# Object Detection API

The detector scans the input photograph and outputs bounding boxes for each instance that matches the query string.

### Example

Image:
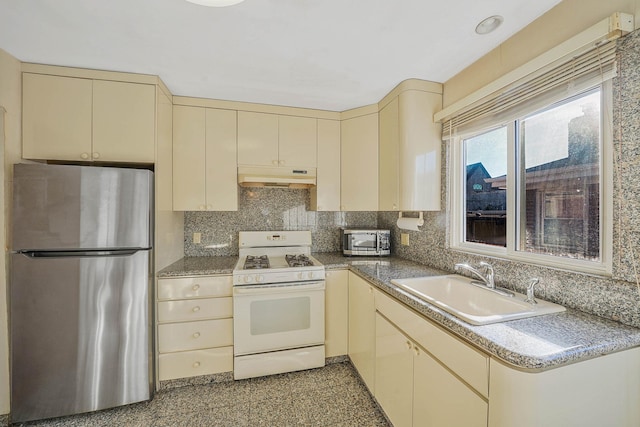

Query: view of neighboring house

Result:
[467,103,600,259]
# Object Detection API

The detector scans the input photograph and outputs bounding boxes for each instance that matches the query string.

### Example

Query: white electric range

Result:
[232,231,326,380]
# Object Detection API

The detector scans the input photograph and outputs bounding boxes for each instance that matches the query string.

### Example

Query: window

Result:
[452,86,611,274]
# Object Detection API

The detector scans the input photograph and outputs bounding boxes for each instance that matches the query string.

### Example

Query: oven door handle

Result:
[233,281,325,295]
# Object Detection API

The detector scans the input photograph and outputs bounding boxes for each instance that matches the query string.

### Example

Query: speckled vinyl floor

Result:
[17,362,390,427]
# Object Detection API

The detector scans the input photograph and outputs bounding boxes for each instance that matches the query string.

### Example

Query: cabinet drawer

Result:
[158,347,233,381]
[158,297,232,323]
[158,318,233,353]
[376,291,489,397]
[158,275,232,300]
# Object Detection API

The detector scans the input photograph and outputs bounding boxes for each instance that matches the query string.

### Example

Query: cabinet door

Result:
[205,109,238,211]
[398,90,442,211]
[173,106,206,211]
[311,119,341,211]
[375,313,413,427]
[278,115,317,167]
[92,80,155,163]
[348,272,376,392]
[378,97,400,211]
[413,344,488,427]
[325,270,348,357]
[156,89,173,212]
[22,73,92,161]
[237,111,279,166]
[341,113,378,211]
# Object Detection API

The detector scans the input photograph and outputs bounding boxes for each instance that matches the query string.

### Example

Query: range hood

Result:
[238,166,316,188]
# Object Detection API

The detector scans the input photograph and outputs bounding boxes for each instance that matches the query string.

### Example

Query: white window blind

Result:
[442,40,617,139]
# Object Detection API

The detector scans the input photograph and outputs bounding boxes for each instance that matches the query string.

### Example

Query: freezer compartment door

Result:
[10,250,151,423]
[12,163,152,250]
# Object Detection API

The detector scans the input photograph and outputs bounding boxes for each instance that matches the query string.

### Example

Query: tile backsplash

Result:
[184,187,377,256]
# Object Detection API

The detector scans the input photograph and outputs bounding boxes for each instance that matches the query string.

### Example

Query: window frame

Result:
[449,82,613,276]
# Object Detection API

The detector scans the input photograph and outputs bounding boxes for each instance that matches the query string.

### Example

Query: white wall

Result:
[443,0,640,107]
[0,47,22,416]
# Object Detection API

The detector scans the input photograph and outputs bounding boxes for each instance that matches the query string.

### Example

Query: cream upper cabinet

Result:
[311,119,341,211]
[325,269,349,358]
[279,115,317,167]
[92,80,155,163]
[378,97,400,211]
[341,112,378,211]
[397,89,442,211]
[173,106,238,211]
[377,83,443,212]
[237,111,279,166]
[155,88,173,212]
[205,109,238,210]
[22,73,155,163]
[237,111,317,168]
[348,272,376,393]
[22,73,92,161]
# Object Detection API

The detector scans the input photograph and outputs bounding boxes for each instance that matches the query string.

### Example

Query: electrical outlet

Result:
[401,233,410,246]
[193,232,201,244]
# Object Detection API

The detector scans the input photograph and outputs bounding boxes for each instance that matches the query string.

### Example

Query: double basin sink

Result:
[390,274,565,325]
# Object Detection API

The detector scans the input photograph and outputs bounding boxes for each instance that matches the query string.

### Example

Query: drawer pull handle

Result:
[193,361,201,368]
[414,346,420,356]
[192,284,200,291]
[193,332,201,338]
[192,306,200,312]
[406,340,412,350]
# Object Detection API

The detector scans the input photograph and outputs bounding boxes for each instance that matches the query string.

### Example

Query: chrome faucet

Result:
[524,278,539,305]
[454,262,495,288]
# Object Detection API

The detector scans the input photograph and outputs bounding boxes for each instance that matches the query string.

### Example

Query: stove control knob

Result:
[297,272,305,280]
[256,275,264,283]
[308,271,316,279]
[244,275,254,284]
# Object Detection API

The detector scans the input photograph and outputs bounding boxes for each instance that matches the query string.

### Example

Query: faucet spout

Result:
[454,263,492,287]
[478,261,495,288]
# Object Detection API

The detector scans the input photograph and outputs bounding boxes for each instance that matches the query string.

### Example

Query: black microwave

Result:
[341,229,391,256]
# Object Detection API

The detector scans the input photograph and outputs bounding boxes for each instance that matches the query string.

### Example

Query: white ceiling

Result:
[0,0,562,111]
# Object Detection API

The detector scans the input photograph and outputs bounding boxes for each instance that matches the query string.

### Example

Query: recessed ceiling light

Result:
[185,0,245,7]
[475,15,504,35]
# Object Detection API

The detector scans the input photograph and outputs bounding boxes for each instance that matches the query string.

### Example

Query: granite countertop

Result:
[157,252,640,372]
[157,256,238,277]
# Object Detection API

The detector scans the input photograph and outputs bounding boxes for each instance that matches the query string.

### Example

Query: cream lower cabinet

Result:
[375,290,488,427]
[172,106,238,211]
[22,72,155,163]
[325,269,348,357]
[157,275,234,381]
[347,272,376,392]
[489,348,640,427]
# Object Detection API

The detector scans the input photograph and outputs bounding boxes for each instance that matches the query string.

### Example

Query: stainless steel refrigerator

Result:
[10,163,153,423]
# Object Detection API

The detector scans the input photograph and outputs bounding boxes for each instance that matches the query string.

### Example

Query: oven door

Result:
[233,281,325,356]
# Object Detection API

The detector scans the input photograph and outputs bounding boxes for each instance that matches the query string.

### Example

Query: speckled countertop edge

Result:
[157,256,238,277]
[157,253,640,371]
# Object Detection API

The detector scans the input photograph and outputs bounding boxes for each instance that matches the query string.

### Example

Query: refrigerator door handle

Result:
[20,249,144,258]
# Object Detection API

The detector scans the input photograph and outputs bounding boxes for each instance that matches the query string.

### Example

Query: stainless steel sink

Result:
[390,274,565,325]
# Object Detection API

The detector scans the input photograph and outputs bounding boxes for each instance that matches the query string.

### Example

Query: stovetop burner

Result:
[244,255,270,269]
[285,254,314,267]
